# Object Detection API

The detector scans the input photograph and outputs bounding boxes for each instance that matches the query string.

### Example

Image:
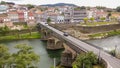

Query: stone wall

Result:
[75,24,120,33]
[49,23,76,30]
[49,23,120,33]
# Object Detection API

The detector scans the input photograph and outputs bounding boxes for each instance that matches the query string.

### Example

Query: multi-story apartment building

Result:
[0,13,13,27]
[64,7,88,23]
[18,10,25,22]
[27,12,36,26]
[0,5,8,14]
[46,11,65,23]
[35,10,44,22]
[8,11,19,22]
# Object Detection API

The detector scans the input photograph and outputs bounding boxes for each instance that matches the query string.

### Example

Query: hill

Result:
[41,3,77,7]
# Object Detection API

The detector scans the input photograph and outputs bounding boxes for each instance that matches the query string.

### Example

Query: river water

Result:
[1,36,120,68]
[0,39,54,68]
[86,35,120,54]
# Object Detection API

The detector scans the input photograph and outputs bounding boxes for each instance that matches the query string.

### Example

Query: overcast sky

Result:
[1,0,120,8]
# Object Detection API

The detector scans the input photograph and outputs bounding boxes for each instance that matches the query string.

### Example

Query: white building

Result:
[0,5,8,14]
[64,7,88,23]
[56,15,64,23]
[24,11,28,22]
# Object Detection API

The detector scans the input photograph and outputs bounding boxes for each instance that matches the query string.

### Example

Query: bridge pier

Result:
[60,50,74,67]
[60,44,77,67]
[47,37,64,50]
[40,28,51,40]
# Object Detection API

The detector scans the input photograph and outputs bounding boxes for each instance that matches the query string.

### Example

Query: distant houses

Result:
[0,2,120,28]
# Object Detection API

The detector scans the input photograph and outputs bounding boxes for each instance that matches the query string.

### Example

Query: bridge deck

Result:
[40,22,120,68]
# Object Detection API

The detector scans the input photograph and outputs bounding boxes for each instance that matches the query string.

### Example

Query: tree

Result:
[95,6,106,10]
[89,17,95,23]
[107,12,112,17]
[107,13,112,20]
[13,44,40,68]
[0,1,6,4]
[47,17,51,24]
[0,25,10,36]
[0,44,10,68]
[83,18,88,24]
[27,4,34,10]
[116,6,120,12]
[3,25,10,35]
[110,16,117,22]
[100,17,106,22]
[72,52,97,68]
[80,6,86,10]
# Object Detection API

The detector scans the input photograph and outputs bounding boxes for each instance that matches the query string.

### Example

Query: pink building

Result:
[17,10,25,22]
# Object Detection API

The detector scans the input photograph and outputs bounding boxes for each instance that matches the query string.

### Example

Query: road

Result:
[40,22,120,68]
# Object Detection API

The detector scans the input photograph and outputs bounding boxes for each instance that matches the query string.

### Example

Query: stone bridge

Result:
[37,24,83,67]
[37,22,120,68]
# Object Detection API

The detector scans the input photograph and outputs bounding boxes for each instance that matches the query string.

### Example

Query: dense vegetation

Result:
[0,25,41,42]
[0,44,40,68]
[89,30,120,38]
[72,52,98,68]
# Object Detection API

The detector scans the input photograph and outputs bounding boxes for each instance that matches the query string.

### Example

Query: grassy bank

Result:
[89,30,120,39]
[0,32,41,42]
[80,22,117,26]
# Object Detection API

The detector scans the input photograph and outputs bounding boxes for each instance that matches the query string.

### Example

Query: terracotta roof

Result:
[17,10,24,13]
[0,13,7,17]
[35,10,43,14]
[112,13,120,17]
[47,12,58,16]
[8,11,18,14]
[28,12,34,16]
[48,8,55,10]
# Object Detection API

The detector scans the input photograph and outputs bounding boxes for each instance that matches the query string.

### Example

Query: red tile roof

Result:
[28,12,34,16]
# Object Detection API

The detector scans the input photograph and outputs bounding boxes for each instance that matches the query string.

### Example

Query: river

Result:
[0,39,55,68]
[1,36,120,68]
[86,35,120,54]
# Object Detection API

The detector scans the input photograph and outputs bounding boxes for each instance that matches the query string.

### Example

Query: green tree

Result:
[72,52,97,68]
[80,6,86,10]
[27,4,34,10]
[47,17,51,24]
[83,18,88,24]
[95,6,106,10]
[0,1,6,4]
[90,17,95,23]
[100,17,106,22]
[0,44,10,68]
[107,12,112,20]
[110,16,117,22]
[13,44,40,68]
[0,25,10,36]
[116,6,120,12]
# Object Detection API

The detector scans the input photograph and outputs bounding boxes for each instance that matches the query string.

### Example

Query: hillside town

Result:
[1,1,120,30]
[1,1,120,68]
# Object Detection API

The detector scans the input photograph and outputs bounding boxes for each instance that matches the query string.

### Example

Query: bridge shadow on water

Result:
[42,40,65,66]
[47,49,65,65]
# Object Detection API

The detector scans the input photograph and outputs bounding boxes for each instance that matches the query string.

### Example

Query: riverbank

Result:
[0,32,41,42]
[88,30,120,40]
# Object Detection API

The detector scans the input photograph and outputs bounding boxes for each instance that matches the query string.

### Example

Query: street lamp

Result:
[114,45,117,57]
[98,49,101,63]
[53,58,56,68]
